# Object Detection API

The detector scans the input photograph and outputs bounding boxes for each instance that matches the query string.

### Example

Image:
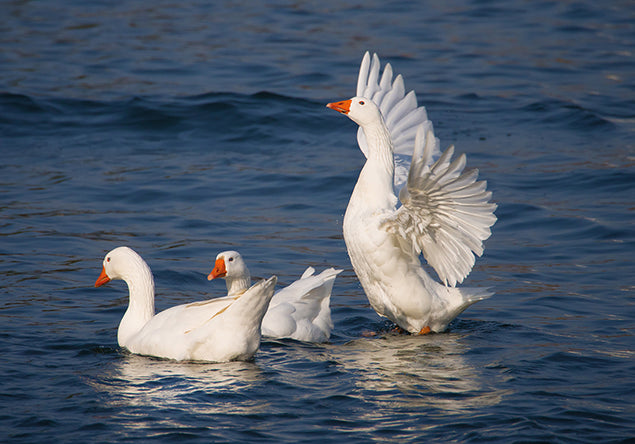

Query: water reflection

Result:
[89,354,267,416]
[330,332,506,415]
[85,331,508,431]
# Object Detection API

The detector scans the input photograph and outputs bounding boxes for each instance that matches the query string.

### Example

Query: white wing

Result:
[382,125,497,287]
[355,52,440,191]
[261,267,342,342]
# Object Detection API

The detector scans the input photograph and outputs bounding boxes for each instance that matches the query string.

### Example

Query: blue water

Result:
[2,1,634,442]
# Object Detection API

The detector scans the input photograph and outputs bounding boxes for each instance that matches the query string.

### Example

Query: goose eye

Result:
[106,257,111,262]
[359,100,365,105]
[228,257,234,262]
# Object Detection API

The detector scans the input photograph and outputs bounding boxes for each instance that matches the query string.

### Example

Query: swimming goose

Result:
[327,52,497,334]
[94,246,276,362]
[208,250,341,342]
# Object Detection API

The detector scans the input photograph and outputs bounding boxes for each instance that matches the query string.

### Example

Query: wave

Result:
[521,98,614,130]
[0,91,328,137]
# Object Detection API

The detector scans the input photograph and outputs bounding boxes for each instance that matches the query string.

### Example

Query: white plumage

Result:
[95,246,276,362]
[327,52,497,334]
[208,250,341,343]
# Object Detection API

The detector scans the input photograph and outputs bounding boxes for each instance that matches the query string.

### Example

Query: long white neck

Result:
[351,121,396,212]
[225,271,251,297]
[117,259,155,347]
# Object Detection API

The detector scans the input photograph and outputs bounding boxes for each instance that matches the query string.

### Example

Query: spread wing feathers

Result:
[355,52,440,191]
[382,125,497,287]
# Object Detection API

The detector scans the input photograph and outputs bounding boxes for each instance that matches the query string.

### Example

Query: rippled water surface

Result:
[1,1,634,442]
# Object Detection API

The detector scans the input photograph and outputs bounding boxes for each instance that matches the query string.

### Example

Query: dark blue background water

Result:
[1,1,634,442]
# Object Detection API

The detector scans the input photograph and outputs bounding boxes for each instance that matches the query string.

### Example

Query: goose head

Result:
[207,250,249,280]
[95,246,144,287]
[327,96,383,128]
[207,250,252,296]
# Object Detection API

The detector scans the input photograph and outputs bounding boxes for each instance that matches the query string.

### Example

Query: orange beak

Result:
[95,266,111,287]
[207,258,227,280]
[326,99,351,115]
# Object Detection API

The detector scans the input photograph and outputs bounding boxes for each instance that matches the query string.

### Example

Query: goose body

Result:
[95,246,276,362]
[208,251,341,342]
[327,52,497,334]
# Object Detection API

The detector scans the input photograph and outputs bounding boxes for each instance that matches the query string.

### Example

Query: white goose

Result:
[327,52,497,334]
[94,246,276,362]
[207,251,342,343]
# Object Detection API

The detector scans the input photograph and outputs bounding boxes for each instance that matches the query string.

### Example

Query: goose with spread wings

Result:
[327,52,497,334]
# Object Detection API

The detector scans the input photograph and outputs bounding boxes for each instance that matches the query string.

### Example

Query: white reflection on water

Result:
[89,354,267,418]
[329,332,507,416]
[85,330,508,435]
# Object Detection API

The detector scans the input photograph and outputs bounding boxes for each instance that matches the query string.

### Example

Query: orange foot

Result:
[417,326,431,335]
